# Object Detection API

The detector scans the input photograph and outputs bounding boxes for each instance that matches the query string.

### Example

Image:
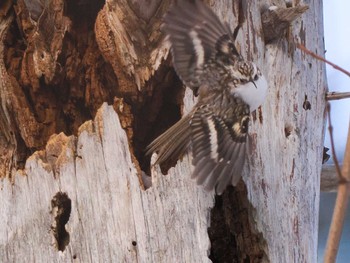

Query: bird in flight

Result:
[147,0,268,194]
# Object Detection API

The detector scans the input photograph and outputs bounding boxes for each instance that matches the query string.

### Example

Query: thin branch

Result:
[296,43,350,78]
[326,103,345,182]
[324,121,350,263]
[326,91,350,101]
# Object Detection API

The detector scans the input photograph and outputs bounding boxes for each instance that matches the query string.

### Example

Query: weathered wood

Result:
[0,0,326,262]
[244,0,326,261]
[261,5,309,43]
[0,14,15,177]
[0,104,214,262]
[95,0,170,92]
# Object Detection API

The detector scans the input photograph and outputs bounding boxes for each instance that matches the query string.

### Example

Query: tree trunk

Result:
[0,0,326,262]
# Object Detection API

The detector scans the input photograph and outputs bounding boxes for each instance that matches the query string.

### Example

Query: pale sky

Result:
[323,0,350,158]
[318,1,350,262]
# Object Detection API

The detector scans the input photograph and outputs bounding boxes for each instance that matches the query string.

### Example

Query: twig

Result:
[324,121,350,263]
[296,43,350,78]
[326,91,350,101]
[326,103,345,182]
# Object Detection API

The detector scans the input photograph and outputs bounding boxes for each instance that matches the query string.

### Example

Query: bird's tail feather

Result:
[146,114,192,165]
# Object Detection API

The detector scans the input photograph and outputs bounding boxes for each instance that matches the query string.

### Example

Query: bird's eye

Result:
[253,75,259,81]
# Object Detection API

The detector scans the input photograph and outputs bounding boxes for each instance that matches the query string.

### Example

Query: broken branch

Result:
[326,91,350,101]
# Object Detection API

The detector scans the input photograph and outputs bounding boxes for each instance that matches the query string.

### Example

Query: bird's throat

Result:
[232,75,268,112]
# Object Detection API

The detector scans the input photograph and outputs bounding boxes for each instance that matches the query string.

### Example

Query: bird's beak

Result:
[250,78,257,89]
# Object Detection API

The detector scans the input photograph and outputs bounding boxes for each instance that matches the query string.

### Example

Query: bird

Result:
[146,0,268,194]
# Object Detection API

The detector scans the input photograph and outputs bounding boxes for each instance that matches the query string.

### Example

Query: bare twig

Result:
[296,43,350,78]
[324,121,350,263]
[326,103,345,182]
[326,91,350,101]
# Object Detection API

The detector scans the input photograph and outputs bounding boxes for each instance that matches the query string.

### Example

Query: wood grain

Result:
[0,104,214,262]
[0,0,327,261]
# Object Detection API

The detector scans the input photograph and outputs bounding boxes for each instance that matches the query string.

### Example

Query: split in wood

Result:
[261,5,309,43]
[303,95,311,110]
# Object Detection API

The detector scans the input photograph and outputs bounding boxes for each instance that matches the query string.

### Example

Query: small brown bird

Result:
[147,0,268,194]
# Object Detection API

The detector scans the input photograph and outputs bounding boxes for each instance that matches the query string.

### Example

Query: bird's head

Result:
[228,61,268,112]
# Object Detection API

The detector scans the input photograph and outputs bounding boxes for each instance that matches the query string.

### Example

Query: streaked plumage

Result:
[147,0,268,194]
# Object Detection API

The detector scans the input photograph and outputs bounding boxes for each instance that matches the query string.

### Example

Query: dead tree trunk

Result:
[0,0,326,262]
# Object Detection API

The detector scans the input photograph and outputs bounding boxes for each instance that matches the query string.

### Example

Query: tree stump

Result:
[0,0,326,262]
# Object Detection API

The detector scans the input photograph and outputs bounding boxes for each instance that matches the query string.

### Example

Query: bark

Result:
[0,0,326,262]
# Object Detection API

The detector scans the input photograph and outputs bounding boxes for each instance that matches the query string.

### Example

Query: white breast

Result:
[232,75,268,112]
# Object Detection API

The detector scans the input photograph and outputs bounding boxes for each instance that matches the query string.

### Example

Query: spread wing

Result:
[163,0,240,89]
[190,105,248,195]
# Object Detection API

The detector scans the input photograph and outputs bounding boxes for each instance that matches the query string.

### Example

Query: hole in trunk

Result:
[284,125,293,138]
[51,192,72,252]
[208,184,268,262]
[130,58,185,176]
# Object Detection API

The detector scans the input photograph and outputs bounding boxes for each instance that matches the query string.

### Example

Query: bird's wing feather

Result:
[191,106,248,195]
[163,0,239,89]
